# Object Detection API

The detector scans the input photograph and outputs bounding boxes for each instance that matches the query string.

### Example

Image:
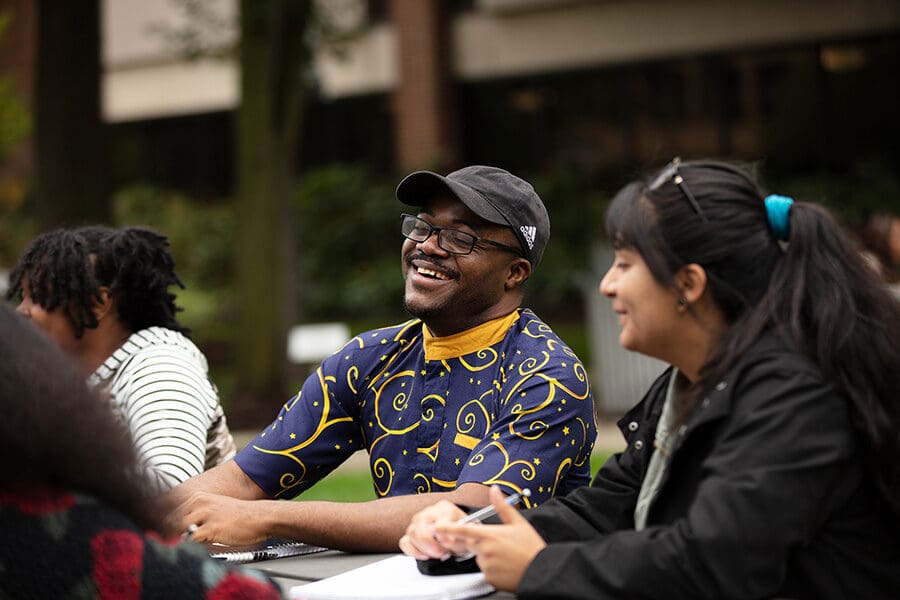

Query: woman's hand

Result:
[434,485,546,592]
[399,499,468,559]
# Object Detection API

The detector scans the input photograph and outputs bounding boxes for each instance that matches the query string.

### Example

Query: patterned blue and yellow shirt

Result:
[235,309,596,508]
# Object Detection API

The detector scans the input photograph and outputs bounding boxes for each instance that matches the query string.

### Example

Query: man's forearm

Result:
[266,483,492,552]
[171,460,264,501]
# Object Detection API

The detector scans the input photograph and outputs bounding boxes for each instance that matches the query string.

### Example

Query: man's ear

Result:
[675,263,708,305]
[91,287,115,322]
[505,258,532,290]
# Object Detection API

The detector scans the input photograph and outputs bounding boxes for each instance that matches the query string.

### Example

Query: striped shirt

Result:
[88,327,236,491]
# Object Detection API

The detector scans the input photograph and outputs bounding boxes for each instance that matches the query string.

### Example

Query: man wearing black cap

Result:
[168,166,596,552]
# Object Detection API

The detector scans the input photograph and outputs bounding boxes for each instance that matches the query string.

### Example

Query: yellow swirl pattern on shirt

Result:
[413,473,432,494]
[369,370,421,459]
[420,393,446,423]
[372,456,394,496]
[521,317,553,339]
[498,346,591,442]
[549,457,572,497]
[372,370,420,435]
[501,360,553,441]
[457,346,499,371]
[456,396,491,440]
[253,367,354,497]
[417,438,440,462]
[571,416,592,466]
[469,440,537,488]
[536,362,590,400]
[346,365,359,394]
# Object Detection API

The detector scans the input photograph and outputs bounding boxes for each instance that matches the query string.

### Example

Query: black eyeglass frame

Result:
[400,213,525,257]
[649,157,709,223]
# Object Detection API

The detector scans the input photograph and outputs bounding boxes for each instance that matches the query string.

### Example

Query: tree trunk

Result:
[231,0,309,426]
[34,0,108,228]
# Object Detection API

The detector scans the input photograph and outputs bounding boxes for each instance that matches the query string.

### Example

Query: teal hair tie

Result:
[764,194,793,241]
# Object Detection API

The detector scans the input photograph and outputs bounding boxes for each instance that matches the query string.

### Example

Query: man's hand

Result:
[173,491,274,546]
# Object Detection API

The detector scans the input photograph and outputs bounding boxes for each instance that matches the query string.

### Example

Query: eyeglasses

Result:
[649,157,708,223]
[400,214,524,257]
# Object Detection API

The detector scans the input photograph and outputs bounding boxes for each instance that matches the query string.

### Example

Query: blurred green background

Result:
[1,2,898,425]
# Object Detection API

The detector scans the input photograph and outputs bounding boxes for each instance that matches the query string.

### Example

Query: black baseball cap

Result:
[395,165,550,266]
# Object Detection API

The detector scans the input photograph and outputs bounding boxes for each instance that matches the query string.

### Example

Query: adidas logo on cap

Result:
[520,225,537,250]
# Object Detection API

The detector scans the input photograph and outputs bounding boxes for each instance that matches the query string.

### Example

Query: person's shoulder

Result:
[123,327,210,371]
[736,331,820,379]
[336,318,424,356]
[726,332,841,415]
[512,309,584,358]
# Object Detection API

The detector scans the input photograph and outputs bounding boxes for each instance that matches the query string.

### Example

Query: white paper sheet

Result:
[290,554,494,600]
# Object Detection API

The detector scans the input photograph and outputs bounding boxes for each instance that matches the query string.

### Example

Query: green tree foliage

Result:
[111,184,236,337]
[0,76,29,164]
[0,13,30,162]
[294,164,403,323]
[528,167,609,321]
[0,11,34,270]
[112,185,235,290]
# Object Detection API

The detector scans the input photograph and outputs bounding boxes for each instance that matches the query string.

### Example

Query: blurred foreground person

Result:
[0,303,279,598]
[7,226,236,491]
[402,159,900,599]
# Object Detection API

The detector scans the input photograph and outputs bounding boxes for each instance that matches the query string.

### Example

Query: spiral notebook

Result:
[289,554,494,600]
[207,538,329,563]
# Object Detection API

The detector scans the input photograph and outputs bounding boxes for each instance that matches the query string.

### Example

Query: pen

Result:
[456,488,531,525]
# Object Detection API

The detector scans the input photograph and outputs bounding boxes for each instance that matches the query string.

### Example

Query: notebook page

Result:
[290,554,494,600]
[208,538,328,563]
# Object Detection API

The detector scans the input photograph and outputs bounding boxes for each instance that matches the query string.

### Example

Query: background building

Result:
[2,0,898,415]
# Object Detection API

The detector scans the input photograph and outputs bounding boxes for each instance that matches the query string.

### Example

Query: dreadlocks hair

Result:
[6,226,190,339]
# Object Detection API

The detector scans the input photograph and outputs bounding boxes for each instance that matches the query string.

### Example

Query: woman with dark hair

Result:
[7,225,236,492]
[0,303,279,598]
[401,158,900,598]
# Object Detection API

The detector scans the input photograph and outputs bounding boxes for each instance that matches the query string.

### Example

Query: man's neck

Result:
[423,296,523,338]
[76,319,134,375]
[421,310,521,361]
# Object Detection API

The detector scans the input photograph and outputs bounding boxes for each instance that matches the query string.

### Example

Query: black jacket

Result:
[519,334,900,599]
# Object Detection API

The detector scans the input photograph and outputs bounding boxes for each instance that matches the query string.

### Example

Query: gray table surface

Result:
[251,549,516,599]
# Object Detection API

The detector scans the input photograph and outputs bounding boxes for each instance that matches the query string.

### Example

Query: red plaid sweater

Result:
[0,487,280,599]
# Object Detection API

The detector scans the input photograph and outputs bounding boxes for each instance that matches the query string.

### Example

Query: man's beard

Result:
[402,297,439,320]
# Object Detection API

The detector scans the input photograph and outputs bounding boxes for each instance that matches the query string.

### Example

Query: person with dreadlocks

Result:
[0,302,280,598]
[7,225,236,492]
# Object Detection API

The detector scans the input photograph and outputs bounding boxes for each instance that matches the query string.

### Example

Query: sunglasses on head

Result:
[648,157,708,223]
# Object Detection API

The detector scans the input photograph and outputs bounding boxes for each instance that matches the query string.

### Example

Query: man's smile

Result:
[408,258,458,283]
